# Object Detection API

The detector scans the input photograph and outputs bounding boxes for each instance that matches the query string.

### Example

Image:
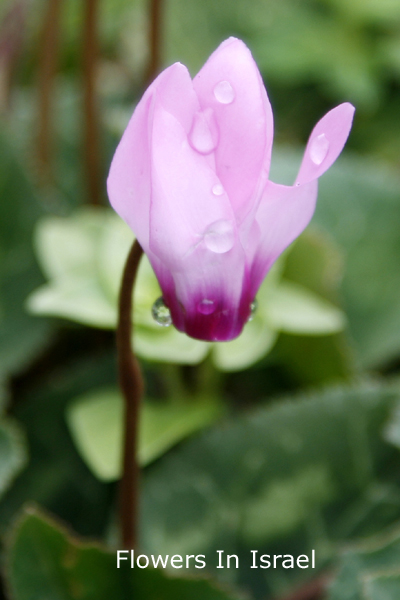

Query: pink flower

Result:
[107,38,354,342]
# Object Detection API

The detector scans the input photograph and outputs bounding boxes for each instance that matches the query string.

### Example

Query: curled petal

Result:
[296,103,355,186]
[193,37,274,223]
[250,179,318,294]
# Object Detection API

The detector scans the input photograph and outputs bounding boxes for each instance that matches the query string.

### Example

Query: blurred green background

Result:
[1,0,400,599]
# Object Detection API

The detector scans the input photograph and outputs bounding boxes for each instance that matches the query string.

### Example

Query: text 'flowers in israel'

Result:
[107,38,354,342]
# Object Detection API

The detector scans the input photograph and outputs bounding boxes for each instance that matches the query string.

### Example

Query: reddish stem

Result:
[37,0,63,182]
[144,0,163,85]
[117,239,144,549]
[0,0,26,113]
[82,0,102,205]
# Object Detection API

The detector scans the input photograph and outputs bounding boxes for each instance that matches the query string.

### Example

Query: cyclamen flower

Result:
[107,38,354,342]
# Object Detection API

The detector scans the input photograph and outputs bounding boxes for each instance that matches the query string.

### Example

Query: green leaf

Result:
[135,324,210,365]
[213,319,277,372]
[28,209,209,365]
[6,507,240,600]
[33,209,110,282]
[272,333,354,386]
[267,281,345,334]
[0,418,27,499]
[283,229,344,301]
[66,389,223,481]
[27,279,116,329]
[269,230,353,386]
[141,383,400,597]
[328,526,400,600]
[364,569,400,600]
[363,572,400,600]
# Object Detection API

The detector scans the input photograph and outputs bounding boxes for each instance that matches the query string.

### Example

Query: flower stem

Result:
[82,0,102,205]
[144,0,164,86]
[37,0,63,183]
[0,0,26,114]
[117,239,144,549]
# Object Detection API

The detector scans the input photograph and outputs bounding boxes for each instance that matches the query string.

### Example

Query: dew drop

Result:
[212,183,224,196]
[203,219,235,253]
[189,110,218,155]
[213,80,235,104]
[248,299,258,322]
[309,133,329,165]
[151,297,172,326]
[197,299,216,315]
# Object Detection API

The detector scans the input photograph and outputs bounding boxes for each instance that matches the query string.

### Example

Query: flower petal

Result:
[295,103,355,186]
[193,38,274,223]
[107,63,198,250]
[250,179,318,294]
[149,104,236,267]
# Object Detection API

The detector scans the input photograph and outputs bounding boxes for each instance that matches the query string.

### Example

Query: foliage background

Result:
[1,0,400,598]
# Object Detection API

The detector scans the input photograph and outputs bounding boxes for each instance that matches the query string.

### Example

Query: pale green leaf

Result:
[213,319,277,372]
[135,326,210,365]
[66,389,223,481]
[267,281,346,335]
[28,209,210,365]
[34,210,108,281]
[27,279,116,329]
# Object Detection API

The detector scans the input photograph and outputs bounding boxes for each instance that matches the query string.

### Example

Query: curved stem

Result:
[0,0,26,114]
[117,239,144,549]
[37,0,63,182]
[144,0,163,86]
[82,0,101,205]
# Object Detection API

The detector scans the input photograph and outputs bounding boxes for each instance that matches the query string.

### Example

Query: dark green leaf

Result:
[141,383,400,597]
[6,507,241,600]
[328,526,400,600]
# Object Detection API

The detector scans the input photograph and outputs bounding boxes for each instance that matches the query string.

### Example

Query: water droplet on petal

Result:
[151,297,172,326]
[213,80,235,104]
[309,133,329,165]
[189,110,218,154]
[203,219,235,253]
[212,183,224,196]
[197,299,216,315]
[248,299,258,322]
